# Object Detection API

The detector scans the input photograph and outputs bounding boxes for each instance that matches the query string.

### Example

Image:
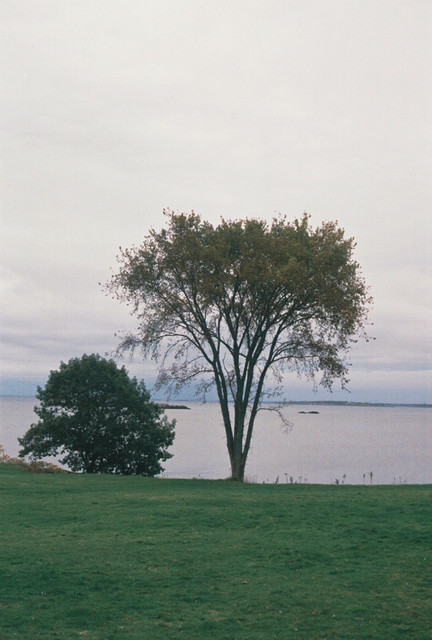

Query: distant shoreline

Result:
[1,395,430,408]
[286,400,432,409]
[157,403,191,410]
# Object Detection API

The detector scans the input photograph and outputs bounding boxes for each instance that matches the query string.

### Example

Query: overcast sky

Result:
[1,0,431,403]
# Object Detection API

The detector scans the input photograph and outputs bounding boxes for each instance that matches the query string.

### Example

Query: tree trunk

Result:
[227,409,256,482]
[230,423,246,481]
[220,397,251,482]
[230,455,246,481]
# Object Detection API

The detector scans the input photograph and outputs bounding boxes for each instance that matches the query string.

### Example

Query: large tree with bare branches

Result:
[108,210,371,481]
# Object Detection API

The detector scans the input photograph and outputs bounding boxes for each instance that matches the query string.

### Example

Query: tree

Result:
[18,354,175,475]
[108,211,371,481]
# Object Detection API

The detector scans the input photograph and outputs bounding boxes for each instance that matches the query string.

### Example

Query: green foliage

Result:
[1,466,430,639]
[18,354,175,475]
[109,211,371,480]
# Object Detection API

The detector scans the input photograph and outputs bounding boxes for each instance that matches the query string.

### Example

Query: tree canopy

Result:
[108,210,371,480]
[18,354,175,475]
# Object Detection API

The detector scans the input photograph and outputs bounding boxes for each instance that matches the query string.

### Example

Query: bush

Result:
[18,354,175,475]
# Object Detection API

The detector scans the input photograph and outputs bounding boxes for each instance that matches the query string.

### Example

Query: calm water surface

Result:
[1,397,431,484]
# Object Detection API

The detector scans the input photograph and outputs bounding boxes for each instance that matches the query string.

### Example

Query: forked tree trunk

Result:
[218,390,255,482]
[228,416,250,482]
[229,454,246,481]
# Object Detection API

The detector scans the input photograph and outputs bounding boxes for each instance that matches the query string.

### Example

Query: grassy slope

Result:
[1,463,431,640]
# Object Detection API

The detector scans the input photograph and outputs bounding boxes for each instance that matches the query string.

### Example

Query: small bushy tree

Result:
[18,354,175,475]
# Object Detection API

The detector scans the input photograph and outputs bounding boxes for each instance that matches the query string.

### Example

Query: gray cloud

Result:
[1,0,431,402]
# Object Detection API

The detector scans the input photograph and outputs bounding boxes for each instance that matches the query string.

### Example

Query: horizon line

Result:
[1,395,431,409]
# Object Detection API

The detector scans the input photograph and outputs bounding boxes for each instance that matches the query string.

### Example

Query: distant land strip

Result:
[0,396,430,408]
[157,403,191,410]
[285,401,432,408]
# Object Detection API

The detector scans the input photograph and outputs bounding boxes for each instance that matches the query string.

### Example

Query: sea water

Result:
[1,397,431,484]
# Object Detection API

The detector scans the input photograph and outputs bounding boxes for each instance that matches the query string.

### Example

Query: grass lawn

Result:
[1,463,431,639]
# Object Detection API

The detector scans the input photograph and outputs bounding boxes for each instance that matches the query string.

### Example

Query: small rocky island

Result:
[158,403,191,410]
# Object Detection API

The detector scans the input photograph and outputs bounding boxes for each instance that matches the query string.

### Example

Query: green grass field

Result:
[1,463,431,639]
